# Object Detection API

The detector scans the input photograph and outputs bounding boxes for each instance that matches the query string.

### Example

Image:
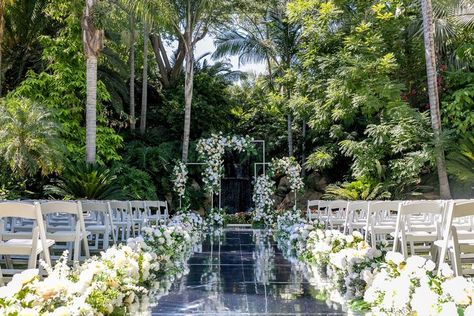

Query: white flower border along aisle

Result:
[0,213,204,316]
[275,214,474,316]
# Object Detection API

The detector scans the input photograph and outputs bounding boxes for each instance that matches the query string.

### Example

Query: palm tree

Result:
[129,12,136,131]
[421,0,452,198]
[82,0,104,163]
[140,21,148,135]
[0,0,15,97]
[0,97,63,177]
[213,0,301,156]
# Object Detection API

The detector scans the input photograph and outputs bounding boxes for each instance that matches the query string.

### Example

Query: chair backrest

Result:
[451,200,474,219]
[347,201,369,213]
[398,200,444,216]
[0,201,41,220]
[81,201,110,213]
[129,201,145,210]
[368,201,400,214]
[40,200,81,215]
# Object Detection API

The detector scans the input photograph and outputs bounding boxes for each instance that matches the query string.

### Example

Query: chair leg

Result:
[103,231,109,250]
[83,236,90,258]
[5,255,13,269]
[28,252,37,269]
[74,238,80,262]
[410,241,415,256]
[0,266,4,286]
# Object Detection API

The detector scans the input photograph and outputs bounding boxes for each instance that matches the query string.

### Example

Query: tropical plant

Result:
[322,179,391,201]
[421,0,452,198]
[447,135,474,183]
[0,97,63,177]
[46,161,123,199]
[114,162,158,200]
[0,0,15,97]
[213,0,301,155]
[9,0,123,164]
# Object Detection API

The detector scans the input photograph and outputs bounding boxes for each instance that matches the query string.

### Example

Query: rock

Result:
[306,172,328,192]
[276,189,322,211]
[276,176,291,194]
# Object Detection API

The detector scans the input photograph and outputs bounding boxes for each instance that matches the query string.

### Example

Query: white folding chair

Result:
[0,202,54,285]
[40,201,90,262]
[364,201,400,247]
[343,201,369,235]
[326,200,348,230]
[306,200,320,221]
[392,200,444,258]
[109,201,132,241]
[82,201,116,250]
[145,200,169,224]
[437,200,474,276]
[129,201,146,237]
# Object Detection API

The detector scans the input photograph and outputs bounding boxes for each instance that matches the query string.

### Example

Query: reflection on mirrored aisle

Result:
[151,229,346,315]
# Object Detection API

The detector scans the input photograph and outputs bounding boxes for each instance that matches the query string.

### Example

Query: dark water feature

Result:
[151,229,346,315]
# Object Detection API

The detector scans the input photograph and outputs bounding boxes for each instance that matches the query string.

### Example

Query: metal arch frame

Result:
[185,139,266,210]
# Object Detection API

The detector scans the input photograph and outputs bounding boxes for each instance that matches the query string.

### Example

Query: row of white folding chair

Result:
[1,201,91,262]
[306,200,348,229]
[0,202,55,285]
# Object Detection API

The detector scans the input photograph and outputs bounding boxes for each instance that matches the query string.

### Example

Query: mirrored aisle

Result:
[150,229,346,315]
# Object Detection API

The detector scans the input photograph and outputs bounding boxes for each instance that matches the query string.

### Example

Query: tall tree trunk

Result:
[82,0,103,163]
[281,85,293,156]
[302,119,306,177]
[140,22,148,135]
[421,0,451,198]
[129,13,136,131]
[0,12,4,98]
[86,57,97,163]
[0,45,3,97]
[181,4,194,162]
[287,113,293,156]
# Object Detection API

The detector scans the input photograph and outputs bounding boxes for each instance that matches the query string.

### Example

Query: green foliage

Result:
[113,162,157,200]
[442,71,474,138]
[9,3,123,163]
[322,179,391,201]
[46,161,124,200]
[0,97,63,177]
[287,0,436,195]
[447,135,474,183]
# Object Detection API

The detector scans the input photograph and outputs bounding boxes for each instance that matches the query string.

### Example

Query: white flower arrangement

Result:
[206,207,226,228]
[269,156,304,192]
[196,133,255,193]
[0,213,203,315]
[252,174,276,227]
[277,220,474,315]
[172,161,188,199]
